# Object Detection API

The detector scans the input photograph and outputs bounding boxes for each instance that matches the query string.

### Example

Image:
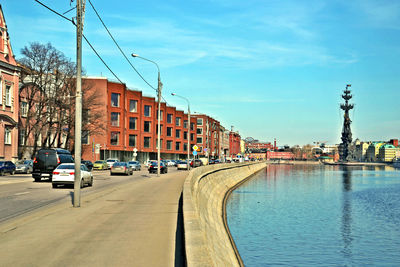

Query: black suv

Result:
[32,148,74,182]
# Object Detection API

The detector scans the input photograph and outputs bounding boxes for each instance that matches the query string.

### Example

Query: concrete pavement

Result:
[0,170,187,267]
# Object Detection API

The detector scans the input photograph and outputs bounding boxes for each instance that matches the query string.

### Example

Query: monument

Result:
[339,84,354,161]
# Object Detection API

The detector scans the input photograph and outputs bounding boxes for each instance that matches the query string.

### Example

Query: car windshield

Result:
[113,162,125,166]
[95,161,104,164]
[107,159,117,163]
[24,160,32,164]
[129,161,139,164]
[0,162,4,166]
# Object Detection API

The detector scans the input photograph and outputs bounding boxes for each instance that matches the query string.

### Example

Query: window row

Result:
[0,81,13,107]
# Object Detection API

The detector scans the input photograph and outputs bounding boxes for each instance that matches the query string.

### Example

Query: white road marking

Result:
[14,191,30,196]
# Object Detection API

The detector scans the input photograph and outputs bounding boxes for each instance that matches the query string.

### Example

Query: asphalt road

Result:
[0,166,188,266]
[0,168,171,223]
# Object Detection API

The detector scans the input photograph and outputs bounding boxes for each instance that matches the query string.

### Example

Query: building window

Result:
[129,135,137,147]
[5,85,12,107]
[144,137,151,148]
[191,123,194,131]
[19,129,26,145]
[176,117,181,126]
[20,102,28,117]
[197,128,203,135]
[191,133,194,141]
[157,110,164,121]
[110,132,119,145]
[156,125,163,135]
[167,127,172,137]
[111,112,120,127]
[144,105,151,117]
[176,129,181,138]
[129,117,137,130]
[184,120,188,129]
[129,100,137,112]
[4,128,11,145]
[184,131,188,140]
[111,93,120,107]
[0,79,2,105]
[183,143,188,151]
[82,130,89,145]
[167,113,173,123]
[167,140,172,150]
[144,121,151,132]
[197,118,203,126]
[176,142,181,151]
[197,137,203,144]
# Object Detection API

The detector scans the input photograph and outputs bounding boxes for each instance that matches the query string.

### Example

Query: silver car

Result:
[15,160,33,174]
[110,162,133,175]
[128,161,141,171]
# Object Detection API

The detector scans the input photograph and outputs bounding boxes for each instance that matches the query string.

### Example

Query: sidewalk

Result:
[0,171,187,267]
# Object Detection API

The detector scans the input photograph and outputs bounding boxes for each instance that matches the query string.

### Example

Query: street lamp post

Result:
[171,93,191,170]
[131,53,162,177]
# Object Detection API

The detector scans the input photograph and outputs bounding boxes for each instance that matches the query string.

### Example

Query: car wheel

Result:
[34,177,41,182]
[52,183,57,189]
[27,169,31,174]
[0,170,4,176]
[11,170,15,175]
[80,179,84,188]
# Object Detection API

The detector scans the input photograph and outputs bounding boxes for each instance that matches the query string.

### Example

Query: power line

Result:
[86,0,170,103]
[33,0,124,84]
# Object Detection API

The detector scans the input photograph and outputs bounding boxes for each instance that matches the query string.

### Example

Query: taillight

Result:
[70,172,75,175]
[53,171,60,175]
[124,166,127,170]
[57,155,60,164]
[34,157,37,164]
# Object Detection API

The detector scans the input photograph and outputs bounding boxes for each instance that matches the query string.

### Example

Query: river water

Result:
[226,164,400,266]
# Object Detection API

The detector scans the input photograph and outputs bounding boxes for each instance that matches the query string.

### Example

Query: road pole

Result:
[157,72,162,177]
[74,0,84,207]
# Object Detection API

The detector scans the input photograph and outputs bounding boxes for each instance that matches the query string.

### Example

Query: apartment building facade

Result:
[81,77,198,163]
[0,6,20,161]
[191,114,220,158]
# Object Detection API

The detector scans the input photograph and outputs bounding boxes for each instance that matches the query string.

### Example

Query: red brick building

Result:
[229,131,241,157]
[191,114,220,158]
[0,6,20,161]
[81,77,198,163]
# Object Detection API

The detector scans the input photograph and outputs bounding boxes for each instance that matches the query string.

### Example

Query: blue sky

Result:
[3,0,400,146]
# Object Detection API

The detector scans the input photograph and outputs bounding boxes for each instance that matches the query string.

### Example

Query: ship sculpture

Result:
[339,84,354,161]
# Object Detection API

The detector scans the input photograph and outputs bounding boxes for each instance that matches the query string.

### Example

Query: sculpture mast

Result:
[339,84,354,161]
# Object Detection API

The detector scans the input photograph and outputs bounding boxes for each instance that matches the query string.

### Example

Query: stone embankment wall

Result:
[183,162,267,266]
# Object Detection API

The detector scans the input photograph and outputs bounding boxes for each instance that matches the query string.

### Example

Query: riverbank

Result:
[183,162,267,267]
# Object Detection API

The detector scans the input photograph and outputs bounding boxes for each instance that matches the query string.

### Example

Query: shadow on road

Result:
[174,192,186,267]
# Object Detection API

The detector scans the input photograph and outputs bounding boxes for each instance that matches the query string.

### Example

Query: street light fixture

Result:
[131,53,163,177]
[171,93,191,170]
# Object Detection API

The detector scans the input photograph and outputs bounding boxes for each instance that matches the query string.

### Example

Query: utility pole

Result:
[74,0,84,207]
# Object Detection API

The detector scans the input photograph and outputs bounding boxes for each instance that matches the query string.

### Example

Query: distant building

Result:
[229,128,241,157]
[378,144,397,162]
[0,6,20,161]
[366,142,384,162]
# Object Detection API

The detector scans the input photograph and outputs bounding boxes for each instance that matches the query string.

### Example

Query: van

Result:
[32,148,74,182]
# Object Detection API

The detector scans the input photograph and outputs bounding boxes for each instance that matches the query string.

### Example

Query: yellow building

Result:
[379,144,397,162]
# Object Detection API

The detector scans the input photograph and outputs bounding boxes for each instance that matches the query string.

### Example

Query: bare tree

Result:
[18,42,104,158]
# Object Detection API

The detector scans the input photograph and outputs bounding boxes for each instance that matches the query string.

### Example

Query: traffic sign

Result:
[193,145,198,151]
[193,151,198,156]
[204,148,208,152]
[133,148,138,152]
[133,152,137,157]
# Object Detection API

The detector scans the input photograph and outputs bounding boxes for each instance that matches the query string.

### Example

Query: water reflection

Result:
[341,167,353,263]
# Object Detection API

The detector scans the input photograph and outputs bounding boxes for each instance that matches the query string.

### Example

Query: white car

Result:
[106,158,119,169]
[52,163,93,188]
[176,161,189,170]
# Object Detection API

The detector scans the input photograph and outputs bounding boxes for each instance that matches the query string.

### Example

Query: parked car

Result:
[166,160,176,167]
[0,161,16,176]
[15,160,33,174]
[82,160,93,171]
[128,161,141,171]
[32,148,74,182]
[52,163,93,188]
[148,161,168,174]
[110,162,133,175]
[176,160,189,170]
[106,158,119,169]
[190,159,203,168]
[93,160,108,170]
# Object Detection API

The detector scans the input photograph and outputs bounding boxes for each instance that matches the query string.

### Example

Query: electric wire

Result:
[34,0,170,105]
[87,0,170,103]
[34,0,124,84]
